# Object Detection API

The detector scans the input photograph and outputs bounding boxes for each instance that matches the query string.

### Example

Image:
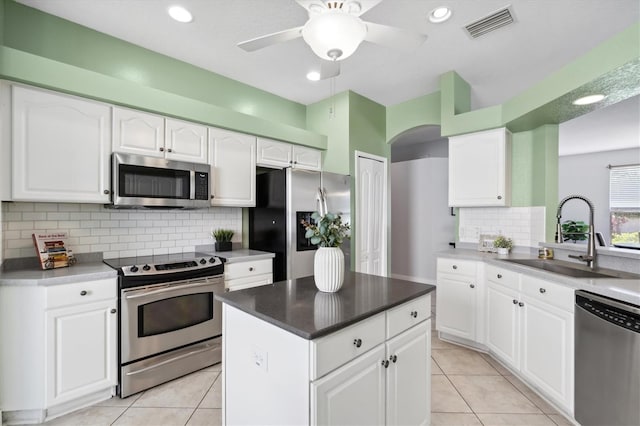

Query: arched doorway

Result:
[389,125,455,285]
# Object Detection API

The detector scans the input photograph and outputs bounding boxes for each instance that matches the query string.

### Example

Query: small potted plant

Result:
[561,220,589,243]
[212,228,234,252]
[493,235,513,255]
[301,212,350,292]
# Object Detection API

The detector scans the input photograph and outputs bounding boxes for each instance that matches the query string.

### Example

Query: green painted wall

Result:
[386,92,441,142]
[306,92,350,174]
[0,0,328,149]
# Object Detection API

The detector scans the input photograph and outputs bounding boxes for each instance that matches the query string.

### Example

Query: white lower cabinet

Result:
[46,299,118,406]
[485,265,574,414]
[312,321,430,426]
[224,294,431,425]
[224,258,273,291]
[0,278,118,424]
[436,258,483,342]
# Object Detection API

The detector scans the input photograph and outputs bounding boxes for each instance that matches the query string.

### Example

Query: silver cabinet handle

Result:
[159,147,165,152]
[249,267,254,272]
[167,148,173,153]
[80,290,88,296]
[497,274,503,279]
[452,265,458,270]
[353,338,362,348]
[103,189,110,195]
[513,299,518,304]
[539,288,546,294]
[470,284,475,288]
[497,195,503,200]
[518,302,524,307]
[110,308,117,314]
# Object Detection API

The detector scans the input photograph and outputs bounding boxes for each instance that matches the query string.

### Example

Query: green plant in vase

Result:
[493,235,513,254]
[212,228,234,252]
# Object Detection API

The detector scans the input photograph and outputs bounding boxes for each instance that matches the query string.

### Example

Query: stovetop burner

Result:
[104,252,223,278]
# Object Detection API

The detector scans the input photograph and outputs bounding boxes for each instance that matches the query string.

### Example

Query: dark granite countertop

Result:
[216,272,436,340]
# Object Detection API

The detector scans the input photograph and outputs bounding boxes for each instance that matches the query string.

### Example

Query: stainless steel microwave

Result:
[111,153,210,208]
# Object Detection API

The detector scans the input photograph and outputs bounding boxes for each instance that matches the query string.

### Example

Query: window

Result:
[609,164,640,246]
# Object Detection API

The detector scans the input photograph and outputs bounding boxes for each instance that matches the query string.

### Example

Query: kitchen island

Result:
[216,272,435,425]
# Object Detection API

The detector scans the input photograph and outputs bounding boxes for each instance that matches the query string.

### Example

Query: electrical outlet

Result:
[251,345,268,372]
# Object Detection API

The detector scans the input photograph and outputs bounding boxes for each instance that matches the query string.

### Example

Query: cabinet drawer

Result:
[46,279,117,309]
[225,259,272,280]
[226,273,273,292]
[486,264,520,290]
[310,312,386,380]
[437,258,476,277]
[520,275,574,312]
[387,294,431,339]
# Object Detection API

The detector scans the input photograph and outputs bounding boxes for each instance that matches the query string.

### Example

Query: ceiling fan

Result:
[238,0,427,80]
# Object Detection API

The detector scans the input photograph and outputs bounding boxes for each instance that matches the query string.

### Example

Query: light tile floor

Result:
[41,298,574,426]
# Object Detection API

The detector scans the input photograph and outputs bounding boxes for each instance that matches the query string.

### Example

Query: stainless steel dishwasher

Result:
[575,290,640,426]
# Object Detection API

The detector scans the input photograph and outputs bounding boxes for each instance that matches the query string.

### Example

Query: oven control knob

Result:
[209,257,216,263]
[143,264,151,271]
[200,258,207,265]
[129,265,139,273]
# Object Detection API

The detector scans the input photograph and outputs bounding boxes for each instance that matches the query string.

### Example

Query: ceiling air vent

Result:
[464,6,515,38]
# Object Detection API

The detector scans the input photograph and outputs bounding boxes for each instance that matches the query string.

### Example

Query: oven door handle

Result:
[125,345,215,376]
[124,279,223,300]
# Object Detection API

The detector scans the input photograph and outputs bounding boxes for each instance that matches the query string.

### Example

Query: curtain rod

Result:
[607,163,640,169]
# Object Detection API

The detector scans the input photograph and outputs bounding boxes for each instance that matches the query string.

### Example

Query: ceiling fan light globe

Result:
[302,11,367,61]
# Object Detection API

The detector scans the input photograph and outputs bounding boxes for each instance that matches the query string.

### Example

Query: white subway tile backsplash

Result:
[2,202,242,260]
[459,206,546,248]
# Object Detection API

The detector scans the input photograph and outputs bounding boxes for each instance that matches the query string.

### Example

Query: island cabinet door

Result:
[386,321,430,426]
[311,345,386,426]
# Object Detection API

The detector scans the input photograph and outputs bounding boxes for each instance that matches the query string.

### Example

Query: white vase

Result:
[497,247,510,255]
[314,247,345,293]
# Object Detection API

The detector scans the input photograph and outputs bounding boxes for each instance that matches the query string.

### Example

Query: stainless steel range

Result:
[104,253,224,398]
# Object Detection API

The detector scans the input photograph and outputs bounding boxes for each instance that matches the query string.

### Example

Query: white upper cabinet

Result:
[448,127,511,207]
[257,137,322,171]
[209,127,256,207]
[112,107,164,157]
[165,118,208,163]
[12,85,111,203]
[113,107,208,164]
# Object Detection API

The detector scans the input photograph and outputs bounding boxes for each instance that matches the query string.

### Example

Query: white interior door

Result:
[356,152,387,276]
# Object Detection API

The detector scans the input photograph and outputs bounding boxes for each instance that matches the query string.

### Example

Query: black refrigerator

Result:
[249,168,351,282]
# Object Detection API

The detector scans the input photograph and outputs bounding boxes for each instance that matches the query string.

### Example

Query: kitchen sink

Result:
[502,258,640,279]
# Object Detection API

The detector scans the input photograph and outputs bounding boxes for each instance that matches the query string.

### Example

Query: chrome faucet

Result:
[555,195,597,269]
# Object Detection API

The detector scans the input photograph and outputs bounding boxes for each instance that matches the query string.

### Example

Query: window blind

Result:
[610,164,640,209]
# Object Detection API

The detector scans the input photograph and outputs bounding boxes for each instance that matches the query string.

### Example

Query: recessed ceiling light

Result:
[572,94,606,105]
[306,71,321,81]
[429,6,452,23]
[168,5,193,23]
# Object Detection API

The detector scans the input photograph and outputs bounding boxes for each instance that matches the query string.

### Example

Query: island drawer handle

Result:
[452,265,457,269]
[497,274,503,279]
[513,299,518,304]
[249,267,254,271]
[470,284,475,289]
[539,288,546,294]
[390,355,398,363]
[518,302,525,307]
[353,338,362,348]
[410,311,418,318]
[80,290,88,296]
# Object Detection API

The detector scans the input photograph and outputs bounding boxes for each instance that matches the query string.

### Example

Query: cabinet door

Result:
[386,321,430,426]
[520,295,574,412]
[209,128,256,207]
[112,107,165,157]
[448,127,511,207]
[12,86,111,203]
[165,118,208,164]
[486,282,520,367]
[256,138,292,168]
[293,145,322,171]
[436,273,477,340]
[45,299,117,406]
[311,345,386,426]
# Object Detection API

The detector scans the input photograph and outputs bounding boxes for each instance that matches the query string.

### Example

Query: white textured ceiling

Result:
[14,0,640,109]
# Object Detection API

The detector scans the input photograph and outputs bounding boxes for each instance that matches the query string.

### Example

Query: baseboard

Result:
[2,409,46,425]
[45,387,115,422]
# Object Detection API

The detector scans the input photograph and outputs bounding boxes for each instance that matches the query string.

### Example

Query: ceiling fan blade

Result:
[353,0,384,16]
[363,21,427,52]
[320,61,341,80]
[238,26,303,52]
